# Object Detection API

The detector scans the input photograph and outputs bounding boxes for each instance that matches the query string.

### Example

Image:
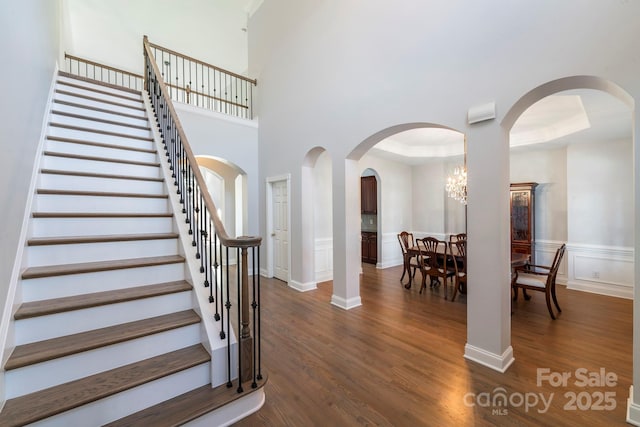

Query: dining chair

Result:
[449,232,467,244]
[397,231,417,285]
[511,243,566,319]
[450,239,467,302]
[416,237,456,297]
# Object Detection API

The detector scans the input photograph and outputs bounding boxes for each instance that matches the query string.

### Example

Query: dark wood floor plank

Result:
[6,310,200,370]
[233,263,632,427]
[0,344,209,427]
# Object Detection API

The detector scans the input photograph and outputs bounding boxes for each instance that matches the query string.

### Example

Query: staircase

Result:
[0,72,263,426]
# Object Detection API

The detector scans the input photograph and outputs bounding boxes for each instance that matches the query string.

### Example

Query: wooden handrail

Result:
[64,53,143,80]
[145,40,257,86]
[166,82,249,110]
[142,36,260,249]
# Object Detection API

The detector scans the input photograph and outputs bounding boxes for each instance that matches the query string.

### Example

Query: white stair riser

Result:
[50,113,152,139]
[35,194,169,213]
[21,263,185,301]
[28,363,210,427]
[15,291,194,345]
[39,173,165,194]
[30,216,175,237]
[52,100,149,127]
[56,83,144,109]
[15,292,194,345]
[48,124,152,147]
[45,140,157,164]
[48,134,154,153]
[27,238,179,267]
[7,324,202,398]
[57,76,143,99]
[42,155,161,178]
[53,92,146,117]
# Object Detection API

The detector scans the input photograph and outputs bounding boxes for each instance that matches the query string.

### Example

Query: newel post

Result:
[240,247,253,383]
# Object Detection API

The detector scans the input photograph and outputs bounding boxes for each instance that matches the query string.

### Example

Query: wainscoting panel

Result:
[560,241,634,299]
[315,237,333,283]
[378,232,404,269]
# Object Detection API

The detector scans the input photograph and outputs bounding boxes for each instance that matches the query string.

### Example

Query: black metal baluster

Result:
[214,235,221,322]
[236,247,243,393]
[251,245,258,388]
[225,246,232,387]
[256,245,262,381]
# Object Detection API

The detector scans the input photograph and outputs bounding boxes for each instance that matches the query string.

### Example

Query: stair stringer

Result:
[0,65,59,409]
[142,92,239,389]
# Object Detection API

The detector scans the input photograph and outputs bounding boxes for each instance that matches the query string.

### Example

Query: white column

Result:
[464,120,514,372]
[331,158,362,309]
[626,106,640,425]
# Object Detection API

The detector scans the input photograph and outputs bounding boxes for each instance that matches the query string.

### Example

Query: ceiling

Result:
[369,89,632,165]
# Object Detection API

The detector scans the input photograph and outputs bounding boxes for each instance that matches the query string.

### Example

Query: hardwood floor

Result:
[234,263,632,426]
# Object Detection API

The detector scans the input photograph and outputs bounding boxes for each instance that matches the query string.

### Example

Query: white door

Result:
[272,180,289,281]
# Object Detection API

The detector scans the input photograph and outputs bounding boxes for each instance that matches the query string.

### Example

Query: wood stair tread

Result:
[15,280,192,320]
[53,99,147,121]
[49,122,152,142]
[6,310,201,370]
[56,79,143,102]
[21,254,184,279]
[44,150,160,167]
[51,110,151,131]
[40,168,164,182]
[0,344,209,427]
[58,71,143,96]
[32,212,173,218]
[105,374,268,427]
[55,89,145,111]
[28,232,178,246]
[47,135,157,154]
[37,188,167,198]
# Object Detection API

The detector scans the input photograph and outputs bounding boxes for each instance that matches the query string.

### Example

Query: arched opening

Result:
[195,156,248,238]
[329,123,465,309]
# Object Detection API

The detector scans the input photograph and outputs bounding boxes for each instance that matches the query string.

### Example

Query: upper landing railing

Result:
[64,44,256,120]
[145,39,256,119]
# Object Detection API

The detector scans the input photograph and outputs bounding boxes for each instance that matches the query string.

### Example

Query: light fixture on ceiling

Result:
[446,165,467,205]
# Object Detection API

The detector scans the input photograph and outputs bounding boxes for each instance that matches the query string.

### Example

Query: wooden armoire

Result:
[510,182,537,264]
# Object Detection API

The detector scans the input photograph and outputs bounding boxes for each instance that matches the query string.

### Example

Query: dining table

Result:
[402,246,530,291]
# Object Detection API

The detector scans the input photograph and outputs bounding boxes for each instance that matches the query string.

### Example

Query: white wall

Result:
[62,0,250,76]
[567,138,633,247]
[0,0,60,325]
[174,103,259,240]
[510,146,568,242]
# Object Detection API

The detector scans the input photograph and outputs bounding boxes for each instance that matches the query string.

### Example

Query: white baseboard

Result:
[330,295,362,310]
[464,344,515,373]
[289,280,317,292]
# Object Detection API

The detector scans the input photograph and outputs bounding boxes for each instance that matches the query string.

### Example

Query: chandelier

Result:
[446,166,467,205]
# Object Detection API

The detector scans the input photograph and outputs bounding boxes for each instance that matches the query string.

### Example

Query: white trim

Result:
[0,65,59,406]
[628,386,640,426]
[265,175,291,284]
[289,280,317,292]
[463,344,515,373]
[330,295,362,310]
